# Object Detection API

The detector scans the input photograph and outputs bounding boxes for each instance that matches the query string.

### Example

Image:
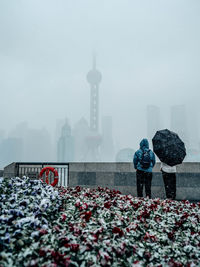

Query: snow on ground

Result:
[0,176,200,266]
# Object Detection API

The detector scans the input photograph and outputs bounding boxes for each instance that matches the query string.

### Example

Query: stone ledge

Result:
[69,162,200,173]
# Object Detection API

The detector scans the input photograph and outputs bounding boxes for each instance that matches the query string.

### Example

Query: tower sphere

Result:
[87,69,102,85]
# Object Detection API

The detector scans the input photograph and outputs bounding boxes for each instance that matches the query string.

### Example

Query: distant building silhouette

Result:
[101,116,114,161]
[116,148,135,162]
[73,118,90,161]
[0,137,23,168]
[53,119,66,161]
[187,107,199,151]
[57,120,74,162]
[147,105,161,140]
[8,122,53,162]
[24,128,52,161]
[170,104,189,147]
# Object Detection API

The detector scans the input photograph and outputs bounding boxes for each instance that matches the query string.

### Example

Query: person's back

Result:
[133,139,156,198]
[133,139,155,172]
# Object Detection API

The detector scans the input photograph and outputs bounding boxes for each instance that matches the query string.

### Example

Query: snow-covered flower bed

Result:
[0,177,200,267]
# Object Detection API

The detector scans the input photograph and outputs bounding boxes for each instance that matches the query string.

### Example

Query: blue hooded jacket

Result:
[133,139,156,172]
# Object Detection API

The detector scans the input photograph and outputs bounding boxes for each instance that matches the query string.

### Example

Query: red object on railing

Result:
[39,167,59,187]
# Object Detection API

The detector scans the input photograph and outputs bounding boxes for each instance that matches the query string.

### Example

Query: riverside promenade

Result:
[3,162,200,201]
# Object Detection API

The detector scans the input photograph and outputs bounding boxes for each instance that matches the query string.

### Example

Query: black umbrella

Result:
[152,129,186,166]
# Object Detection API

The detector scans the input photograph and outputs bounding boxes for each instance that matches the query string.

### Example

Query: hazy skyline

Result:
[0,0,200,153]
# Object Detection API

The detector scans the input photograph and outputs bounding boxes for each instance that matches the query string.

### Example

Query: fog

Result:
[0,0,200,166]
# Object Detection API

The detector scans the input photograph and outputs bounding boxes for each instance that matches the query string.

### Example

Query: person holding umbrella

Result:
[152,129,186,200]
[133,138,156,198]
[160,162,177,200]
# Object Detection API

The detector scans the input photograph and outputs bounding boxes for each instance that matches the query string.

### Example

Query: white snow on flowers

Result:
[0,177,200,267]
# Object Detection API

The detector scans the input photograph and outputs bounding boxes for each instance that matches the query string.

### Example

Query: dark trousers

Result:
[136,170,152,198]
[162,171,176,200]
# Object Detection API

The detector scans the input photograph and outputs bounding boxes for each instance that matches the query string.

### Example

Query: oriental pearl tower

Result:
[85,55,102,161]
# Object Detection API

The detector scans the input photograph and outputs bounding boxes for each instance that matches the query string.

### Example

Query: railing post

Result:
[67,163,69,186]
[15,163,19,177]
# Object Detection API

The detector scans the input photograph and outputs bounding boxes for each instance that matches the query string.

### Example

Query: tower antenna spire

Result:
[87,54,102,131]
[85,54,102,161]
[92,52,96,70]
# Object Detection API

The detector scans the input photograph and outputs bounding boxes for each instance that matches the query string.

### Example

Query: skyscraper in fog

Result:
[73,118,90,161]
[57,120,74,162]
[0,138,23,168]
[147,105,161,140]
[188,107,199,151]
[9,122,53,162]
[101,116,114,161]
[170,104,188,146]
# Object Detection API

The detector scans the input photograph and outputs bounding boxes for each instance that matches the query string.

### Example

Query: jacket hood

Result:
[140,138,149,150]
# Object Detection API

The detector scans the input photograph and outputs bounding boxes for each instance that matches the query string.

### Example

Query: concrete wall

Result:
[3,162,200,200]
[3,162,18,178]
[68,162,200,201]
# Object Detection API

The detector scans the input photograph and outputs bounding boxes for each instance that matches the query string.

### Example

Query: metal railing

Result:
[15,162,69,187]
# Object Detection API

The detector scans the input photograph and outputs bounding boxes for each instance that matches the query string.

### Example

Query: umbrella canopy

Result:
[152,129,186,166]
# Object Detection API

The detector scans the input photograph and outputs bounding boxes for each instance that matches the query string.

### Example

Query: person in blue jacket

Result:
[133,138,156,198]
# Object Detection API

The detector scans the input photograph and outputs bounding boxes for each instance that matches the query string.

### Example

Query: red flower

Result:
[60,237,69,246]
[144,251,151,260]
[70,244,79,252]
[141,209,150,218]
[143,232,157,242]
[61,214,67,222]
[181,212,189,220]
[64,243,71,248]
[155,215,161,223]
[132,246,136,254]
[75,186,81,192]
[86,243,93,251]
[39,248,46,257]
[92,203,98,211]
[163,207,170,213]
[149,203,158,211]
[168,231,175,241]
[51,251,65,264]
[39,229,48,235]
[83,211,92,222]
[112,227,124,237]
[129,200,134,206]
[175,220,184,228]
[92,234,99,242]
[64,257,71,267]
[182,200,189,204]
[75,201,80,208]
[104,202,111,209]
[132,202,140,210]
[79,203,88,211]
[111,189,119,194]
[168,258,183,267]
[53,226,60,233]
[69,226,82,236]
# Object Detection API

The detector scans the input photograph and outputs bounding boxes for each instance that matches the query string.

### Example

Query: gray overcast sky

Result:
[0,0,200,150]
